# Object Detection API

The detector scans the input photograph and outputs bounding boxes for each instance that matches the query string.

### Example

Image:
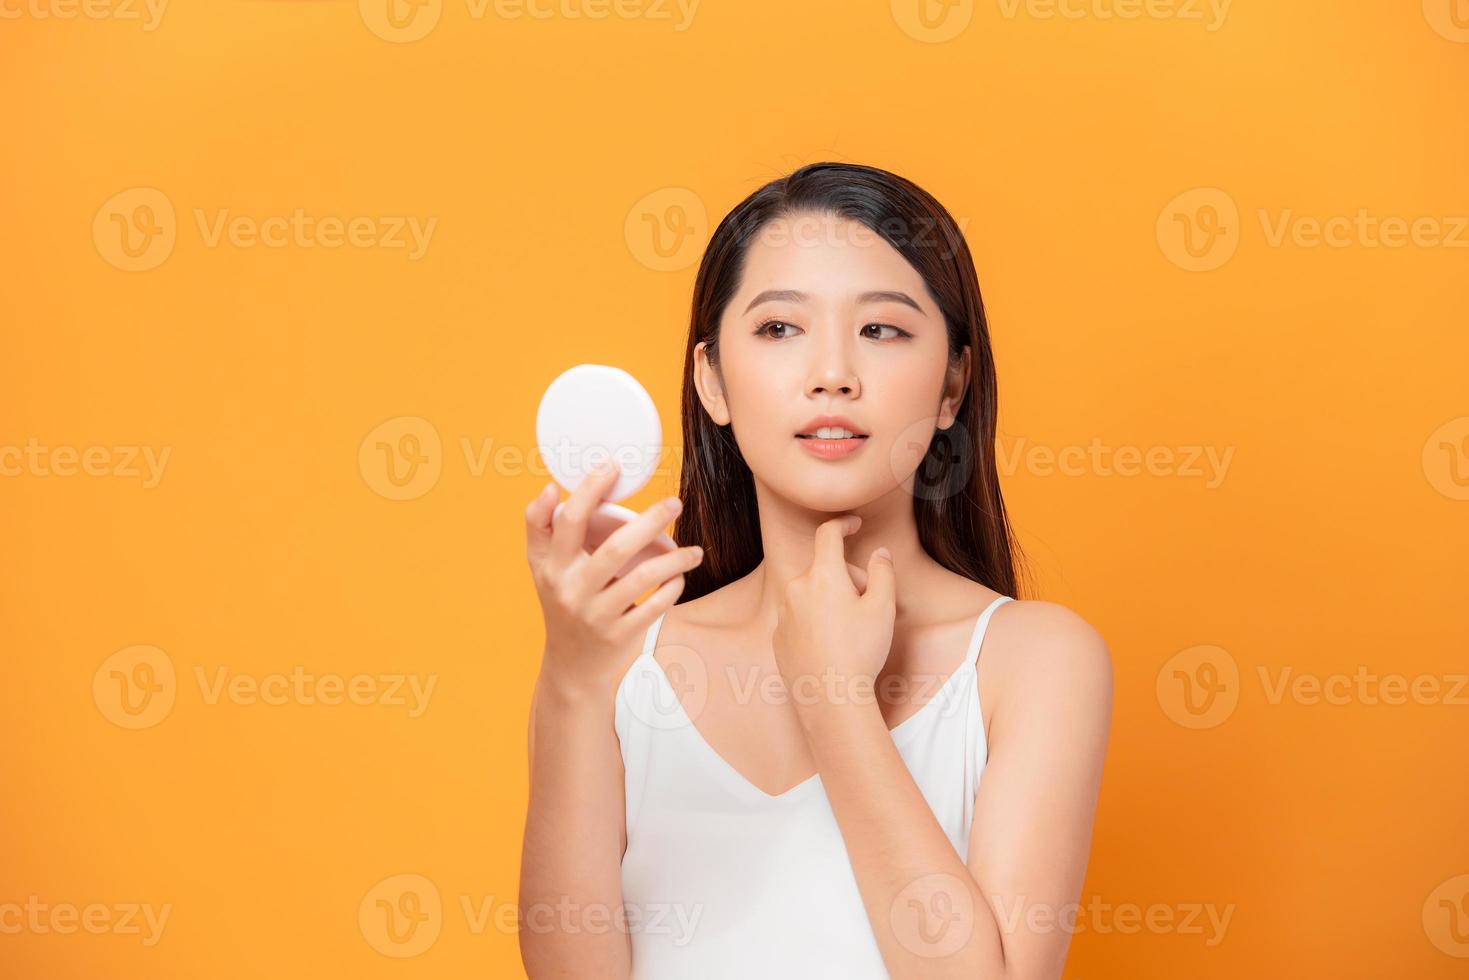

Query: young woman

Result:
[520,162,1112,979]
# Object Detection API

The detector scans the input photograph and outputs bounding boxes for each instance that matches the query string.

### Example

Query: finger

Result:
[846,561,869,594]
[863,546,896,611]
[582,495,684,593]
[812,515,861,586]
[524,481,560,567]
[548,459,621,569]
[616,570,688,636]
[595,545,704,619]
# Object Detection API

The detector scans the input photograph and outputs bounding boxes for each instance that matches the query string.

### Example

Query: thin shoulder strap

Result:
[961,595,1014,669]
[642,610,669,659]
[615,610,670,709]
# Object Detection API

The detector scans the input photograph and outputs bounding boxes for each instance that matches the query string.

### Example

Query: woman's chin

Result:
[774,479,880,515]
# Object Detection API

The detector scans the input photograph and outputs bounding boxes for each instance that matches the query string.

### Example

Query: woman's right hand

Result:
[524,459,704,702]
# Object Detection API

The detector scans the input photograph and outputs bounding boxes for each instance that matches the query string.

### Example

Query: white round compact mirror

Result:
[535,364,677,579]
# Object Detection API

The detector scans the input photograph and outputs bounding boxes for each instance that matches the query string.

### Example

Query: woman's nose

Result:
[806,360,860,397]
[804,326,861,396]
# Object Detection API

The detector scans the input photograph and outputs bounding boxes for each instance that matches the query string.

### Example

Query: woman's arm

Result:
[519,673,633,976]
[798,601,1111,979]
[517,464,705,977]
[776,518,1112,979]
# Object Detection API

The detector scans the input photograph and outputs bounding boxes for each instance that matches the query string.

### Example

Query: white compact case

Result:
[535,363,678,579]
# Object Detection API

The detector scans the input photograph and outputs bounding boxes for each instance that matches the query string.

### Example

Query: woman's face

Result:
[694,210,970,513]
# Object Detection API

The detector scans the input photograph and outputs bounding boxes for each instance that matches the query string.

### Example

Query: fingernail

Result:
[875,546,891,561]
[592,459,614,475]
[692,546,704,560]
[665,497,683,515]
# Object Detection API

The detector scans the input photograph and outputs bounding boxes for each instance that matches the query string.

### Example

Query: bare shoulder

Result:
[982,596,1114,725]
[656,574,755,647]
[664,586,731,627]
[611,578,744,688]
[991,598,1111,668]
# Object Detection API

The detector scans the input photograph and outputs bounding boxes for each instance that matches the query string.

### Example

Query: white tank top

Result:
[614,594,1013,979]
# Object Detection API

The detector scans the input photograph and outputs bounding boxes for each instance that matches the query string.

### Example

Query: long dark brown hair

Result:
[672,161,1026,602]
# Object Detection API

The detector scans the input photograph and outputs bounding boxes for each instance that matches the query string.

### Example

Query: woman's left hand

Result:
[772,515,898,709]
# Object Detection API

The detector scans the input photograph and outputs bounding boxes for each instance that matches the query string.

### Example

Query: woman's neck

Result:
[741,478,933,630]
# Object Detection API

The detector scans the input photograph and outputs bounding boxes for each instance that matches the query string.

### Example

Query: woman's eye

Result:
[756,321,908,341]
[756,320,801,339]
[863,323,908,340]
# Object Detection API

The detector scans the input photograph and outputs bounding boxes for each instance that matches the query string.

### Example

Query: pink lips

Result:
[794,414,869,461]
[795,434,868,460]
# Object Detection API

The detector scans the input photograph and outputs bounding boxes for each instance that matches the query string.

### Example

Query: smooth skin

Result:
[520,211,1112,979]
[520,463,702,977]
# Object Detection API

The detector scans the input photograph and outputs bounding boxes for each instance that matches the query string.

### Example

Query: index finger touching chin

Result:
[813,515,861,577]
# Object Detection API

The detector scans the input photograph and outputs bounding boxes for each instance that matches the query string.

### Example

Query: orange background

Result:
[3,1,1467,977]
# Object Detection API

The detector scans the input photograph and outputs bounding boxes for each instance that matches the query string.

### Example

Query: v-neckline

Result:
[643,596,1007,804]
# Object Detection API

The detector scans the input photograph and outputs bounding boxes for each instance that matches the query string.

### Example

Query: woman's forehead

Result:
[737,218,925,295]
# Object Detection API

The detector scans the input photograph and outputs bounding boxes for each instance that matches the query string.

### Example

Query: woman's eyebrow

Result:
[743,289,806,313]
[858,290,926,315]
[742,289,927,315]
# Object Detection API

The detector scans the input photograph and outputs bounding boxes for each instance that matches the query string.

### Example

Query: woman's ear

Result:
[936,344,971,431]
[694,341,732,426]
